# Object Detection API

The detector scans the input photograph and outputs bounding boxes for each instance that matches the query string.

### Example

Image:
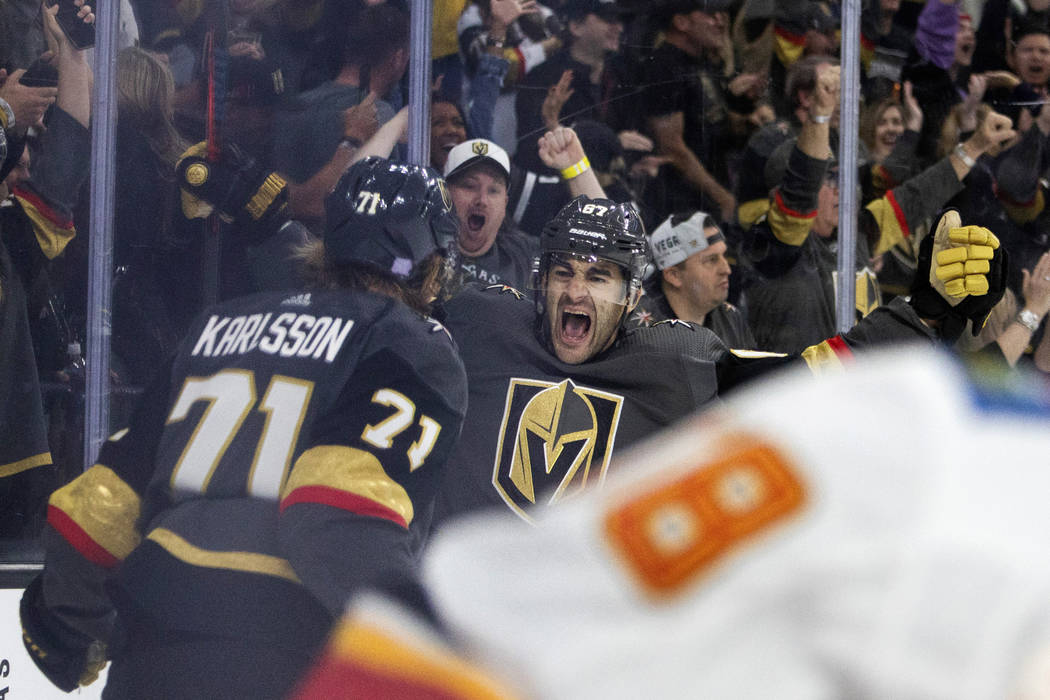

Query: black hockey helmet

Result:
[324,156,459,277]
[533,195,650,299]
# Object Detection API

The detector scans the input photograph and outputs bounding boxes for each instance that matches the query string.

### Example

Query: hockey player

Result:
[433,199,1008,525]
[433,196,729,523]
[19,156,468,698]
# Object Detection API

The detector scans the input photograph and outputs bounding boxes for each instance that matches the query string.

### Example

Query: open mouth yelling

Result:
[467,213,487,232]
[560,310,592,345]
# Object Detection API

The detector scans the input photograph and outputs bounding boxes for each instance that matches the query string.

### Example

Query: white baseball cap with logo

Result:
[649,211,725,271]
[443,138,511,183]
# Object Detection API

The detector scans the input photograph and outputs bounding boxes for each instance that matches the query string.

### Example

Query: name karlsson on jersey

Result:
[190,312,355,362]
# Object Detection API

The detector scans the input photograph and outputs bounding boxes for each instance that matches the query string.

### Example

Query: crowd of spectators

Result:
[5,0,1050,542]
[7,2,1050,696]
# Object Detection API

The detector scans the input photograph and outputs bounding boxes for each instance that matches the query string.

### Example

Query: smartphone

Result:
[46,0,95,50]
[19,57,58,88]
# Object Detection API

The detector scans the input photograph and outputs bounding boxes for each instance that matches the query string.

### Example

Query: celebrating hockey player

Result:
[432,195,1009,525]
[432,195,730,524]
[19,156,467,698]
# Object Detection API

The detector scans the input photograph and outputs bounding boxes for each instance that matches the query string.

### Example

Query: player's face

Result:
[430,102,467,172]
[544,254,629,365]
[676,237,731,314]
[448,165,509,258]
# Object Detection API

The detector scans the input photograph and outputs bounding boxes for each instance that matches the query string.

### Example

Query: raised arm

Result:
[538,125,606,200]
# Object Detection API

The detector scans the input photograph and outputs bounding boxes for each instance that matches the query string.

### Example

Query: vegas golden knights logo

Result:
[492,378,624,521]
[472,141,489,156]
[832,268,881,319]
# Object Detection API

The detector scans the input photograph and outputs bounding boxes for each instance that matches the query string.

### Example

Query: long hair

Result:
[116,47,186,166]
[293,238,451,316]
[859,97,903,156]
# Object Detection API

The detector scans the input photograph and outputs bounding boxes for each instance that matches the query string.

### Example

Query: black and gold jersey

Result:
[433,284,722,525]
[40,287,467,649]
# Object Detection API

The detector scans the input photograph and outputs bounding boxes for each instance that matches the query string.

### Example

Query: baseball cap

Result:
[562,0,631,22]
[649,211,725,270]
[443,138,511,184]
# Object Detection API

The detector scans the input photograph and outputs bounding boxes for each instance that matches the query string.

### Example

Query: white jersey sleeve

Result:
[423,348,1050,700]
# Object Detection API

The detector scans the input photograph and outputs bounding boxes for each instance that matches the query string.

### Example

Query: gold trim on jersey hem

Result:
[0,451,52,478]
[147,527,302,584]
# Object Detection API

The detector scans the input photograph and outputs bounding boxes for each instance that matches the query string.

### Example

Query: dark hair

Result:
[785,55,839,111]
[343,4,410,67]
[432,96,466,123]
[1012,13,1050,45]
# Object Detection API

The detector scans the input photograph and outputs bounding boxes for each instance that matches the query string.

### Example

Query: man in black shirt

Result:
[642,0,763,226]
[513,0,634,173]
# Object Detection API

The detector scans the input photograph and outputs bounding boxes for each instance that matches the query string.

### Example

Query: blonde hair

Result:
[859,98,904,154]
[116,47,186,165]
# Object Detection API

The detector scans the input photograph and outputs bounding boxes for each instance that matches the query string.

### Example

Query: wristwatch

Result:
[953,143,976,169]
[1016,308,1041,333]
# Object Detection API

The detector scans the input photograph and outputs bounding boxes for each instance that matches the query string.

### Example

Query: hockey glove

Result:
[20,575,107,692]
[176,141,290,239]
[910,208,1007,343]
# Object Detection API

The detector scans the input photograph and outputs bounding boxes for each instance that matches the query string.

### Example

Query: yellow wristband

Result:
[560,157,591,180]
